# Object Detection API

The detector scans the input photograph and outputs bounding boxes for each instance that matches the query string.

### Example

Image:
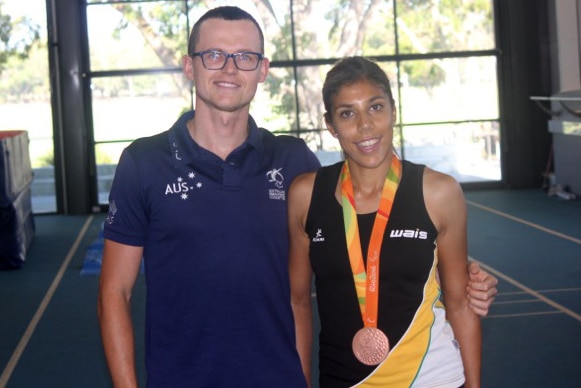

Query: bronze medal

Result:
[342,157,401,367]
[352,327,390,366]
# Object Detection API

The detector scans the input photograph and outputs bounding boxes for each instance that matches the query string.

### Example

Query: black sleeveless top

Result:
[306,160,438,387]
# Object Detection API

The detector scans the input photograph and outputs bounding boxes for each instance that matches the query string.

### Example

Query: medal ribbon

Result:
[341,154,401,328]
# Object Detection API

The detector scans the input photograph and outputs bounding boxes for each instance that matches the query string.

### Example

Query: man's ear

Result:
[182,55,194,81]
[258,57,270,83]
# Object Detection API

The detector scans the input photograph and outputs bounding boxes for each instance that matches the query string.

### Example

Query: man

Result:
[98,6,497,387]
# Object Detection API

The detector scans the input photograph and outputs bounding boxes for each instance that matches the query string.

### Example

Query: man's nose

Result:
[222,56,238,72]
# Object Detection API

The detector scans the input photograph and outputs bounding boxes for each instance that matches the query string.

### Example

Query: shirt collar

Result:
[168,110,263,168]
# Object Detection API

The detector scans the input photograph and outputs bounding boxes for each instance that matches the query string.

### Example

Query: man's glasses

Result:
[190,50,264,71]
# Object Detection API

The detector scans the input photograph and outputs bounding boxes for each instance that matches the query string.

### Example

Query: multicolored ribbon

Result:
[341,154,402,327]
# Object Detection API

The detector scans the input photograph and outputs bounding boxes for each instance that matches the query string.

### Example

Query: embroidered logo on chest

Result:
[164,171,203,200]
[266,167,285,200]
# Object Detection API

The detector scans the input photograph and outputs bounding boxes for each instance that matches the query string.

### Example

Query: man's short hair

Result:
[188,6,265,55]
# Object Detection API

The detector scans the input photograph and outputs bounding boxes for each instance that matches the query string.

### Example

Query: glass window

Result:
[0,0,55,213]
[399,56,499,123]
[396,0,495,53]
[402,121,501,182]
[295,65,331,130]
[87,1,188,71]
[85,0,500,208]
[253,66,298,133]
[95,141,132,204]
[293,2,396,58]
[91,74,190,143]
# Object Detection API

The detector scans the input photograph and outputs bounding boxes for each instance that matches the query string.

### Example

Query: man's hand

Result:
[466,261,498,317]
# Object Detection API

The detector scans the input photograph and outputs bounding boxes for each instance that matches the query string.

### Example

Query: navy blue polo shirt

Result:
[104,111,320,387]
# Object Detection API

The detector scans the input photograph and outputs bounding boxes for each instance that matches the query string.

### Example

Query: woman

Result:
[288,57,481,387]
